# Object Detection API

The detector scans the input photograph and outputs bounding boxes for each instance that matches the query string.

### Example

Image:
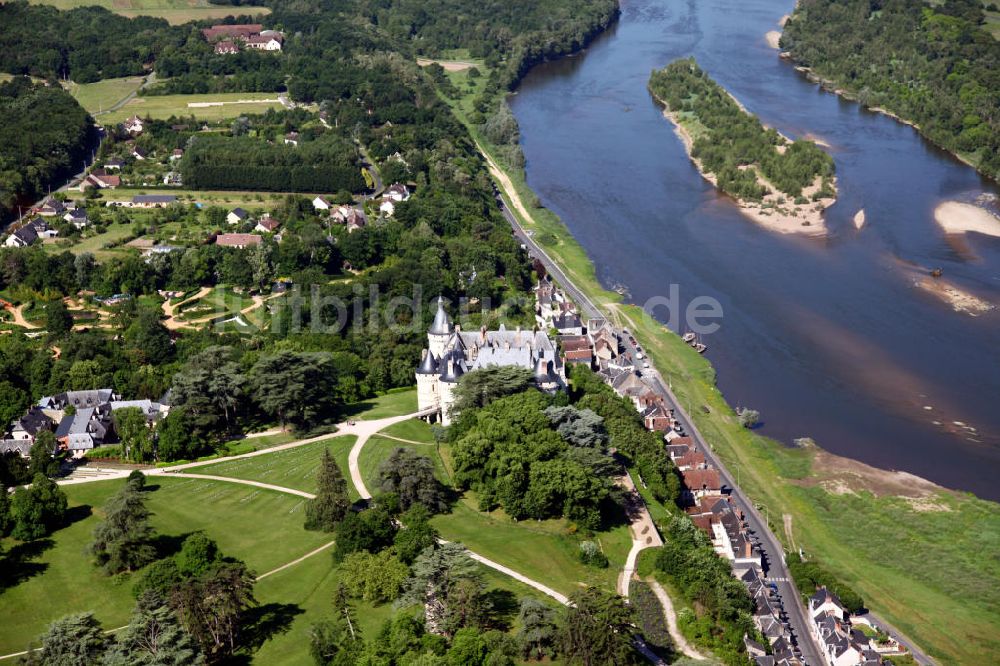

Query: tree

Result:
[517,599,558,660]
[169,560,257,659]
[393,504,439,565]
[155,408,208,462]
[45,300,74,337]
[113,407,153,463]
[11,473,68,540]
[104,592,204,665]
[251,350,337,429]
[124,308,173,366]
[0,380,29,431]
[737,407,760,429]
[543,406,607,448]
[174,532,220,577]
[26,612,107,666]
[339,550,410,602]
[558,587,637,666]
[170,347,246,439]
[446,627,487,666]
[332,507,396,561]
[305,448,350,531]
[0,484,13,536]
[378,448,449,514]
[28,430,60,478]
[89,480,157,574]
[399,542,482,636]
[451,366,534,416]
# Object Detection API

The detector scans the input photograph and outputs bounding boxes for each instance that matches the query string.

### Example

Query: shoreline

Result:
[652,96,835,236]
[933,200,1000,238]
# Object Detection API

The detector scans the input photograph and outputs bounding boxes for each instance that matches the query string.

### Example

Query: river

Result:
[509,0,1000,500]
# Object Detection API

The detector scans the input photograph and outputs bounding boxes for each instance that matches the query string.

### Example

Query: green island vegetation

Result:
[648,58,836,206]
[782,0,1000,180]
[0,77,96,223]
[435,34,1000,666]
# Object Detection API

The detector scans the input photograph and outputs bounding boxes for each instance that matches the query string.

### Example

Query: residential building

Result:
[312,196,332,211]
[255,216,280,233]
[64,207,89,229]
[123,115,144,135]
[227,207,250,225]
[126,194,178,208]
[215,233,262,249]
[37,198,66,216]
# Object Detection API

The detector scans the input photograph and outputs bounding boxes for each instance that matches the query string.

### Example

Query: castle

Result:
[416,297,564,425]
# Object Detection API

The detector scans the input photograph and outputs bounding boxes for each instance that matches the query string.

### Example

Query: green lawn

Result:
[28,0,270,24]
[101,92,284,124]
[340,388,418,421]
[0,476,329,655]
[182,436,357,496]
[42,224,135,259]
[106,187,328,208]
[378,418,435,443]
[359,435,444,497]
[63,77,143,116]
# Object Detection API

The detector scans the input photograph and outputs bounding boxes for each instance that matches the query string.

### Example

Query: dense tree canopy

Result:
[782,0,1000,180]
[649,58,836,200]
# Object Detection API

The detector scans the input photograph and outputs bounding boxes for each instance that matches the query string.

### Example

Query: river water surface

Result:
[509,0,1000,499]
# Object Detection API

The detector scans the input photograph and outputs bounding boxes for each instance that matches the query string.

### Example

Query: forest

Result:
[0,78,96,223]
[782,0,1000,180]
[649,58,836,202]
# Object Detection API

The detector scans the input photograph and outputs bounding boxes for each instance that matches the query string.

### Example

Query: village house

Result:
[8,407,53,443]
[4,219,52,248]
[115,194,178,208]
[809,588,884,666]
[255,216,280,234]
[227,207,250,225]
[132,146,148,161]
[559,334,594,367]
[246,33,284,51]
[312,196,332,211]
[416,297,564,425]
[284,131,299,146]
[553,310,583,336]
[104,157,125,170]
[63,206,89,229]
[201,23,263,41]
[215,40,240,55]
[332,205,367,231]
[79,170,120,191]
[123,115,144,135]
[216,233,262,249]
[55,407,112,457]
[36,198,66,217]
[680,467,723,501]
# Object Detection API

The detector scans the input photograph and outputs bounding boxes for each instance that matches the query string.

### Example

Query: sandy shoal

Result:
[934,201,1000,237]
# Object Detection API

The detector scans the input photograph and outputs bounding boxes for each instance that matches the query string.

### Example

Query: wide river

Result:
[510,0,1000,499]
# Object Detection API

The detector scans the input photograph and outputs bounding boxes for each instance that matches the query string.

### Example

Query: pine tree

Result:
[89,480,157,574]
[305,448,350,532]
[104,592,204,665]
[26,612,107,666]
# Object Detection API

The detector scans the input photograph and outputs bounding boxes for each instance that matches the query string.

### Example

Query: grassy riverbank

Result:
[433,59,1000,664]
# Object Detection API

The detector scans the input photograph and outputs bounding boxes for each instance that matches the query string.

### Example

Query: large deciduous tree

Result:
[113,407,153,463]
[11,473,67,541]
[250,350,337,429]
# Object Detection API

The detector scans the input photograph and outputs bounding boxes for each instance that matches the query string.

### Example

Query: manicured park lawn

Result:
[63,77,143,116]
[0,476,329,655]
[341,388,418,421]
[379,418,435,443]
[183,436,357,496]
[101,92,285,124]
[28,0,270,25]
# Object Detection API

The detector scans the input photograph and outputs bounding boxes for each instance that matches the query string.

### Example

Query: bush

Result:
[736,407,760,428]
[578,540,609,568]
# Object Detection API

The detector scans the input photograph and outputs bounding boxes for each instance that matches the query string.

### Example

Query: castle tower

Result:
[437,356,465,426]
[428,296,451,358]
[415,349,440,419]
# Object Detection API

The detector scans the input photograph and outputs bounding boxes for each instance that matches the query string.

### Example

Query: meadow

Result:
[0,476,330,655]
[62,77,144,116]
[101,92,284,124]
[28,0,270,25]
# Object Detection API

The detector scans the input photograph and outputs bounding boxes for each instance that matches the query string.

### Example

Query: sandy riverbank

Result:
[934,201,1000,238]
[660,107,833,235]
[765,30,782,49]
[916,277,995,316]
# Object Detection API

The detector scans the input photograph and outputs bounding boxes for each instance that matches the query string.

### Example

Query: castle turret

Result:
[415,350,440,417]
[428,296,451,358]
[437,356,465,425]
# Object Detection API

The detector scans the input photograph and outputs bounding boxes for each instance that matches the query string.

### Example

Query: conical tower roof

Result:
[417,350,438,375]
[429,296,451,335]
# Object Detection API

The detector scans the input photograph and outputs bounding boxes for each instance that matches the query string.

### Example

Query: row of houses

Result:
[312,197,368,232]
[201,24,284,54]
[0,390,168,460]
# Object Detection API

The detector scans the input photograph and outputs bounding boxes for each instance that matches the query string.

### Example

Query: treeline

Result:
[181,134,365,192]
[782,0,1000,180]
[0,78,95,222]
[649,58,836,201]
[0,2,184,82]
[786,552,864,614]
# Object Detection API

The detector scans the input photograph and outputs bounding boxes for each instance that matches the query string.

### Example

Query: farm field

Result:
[62,77,144,116]
[100,92,285,124]
[182,436,357,496]
[27,0,270,24]
[0,476,329,655]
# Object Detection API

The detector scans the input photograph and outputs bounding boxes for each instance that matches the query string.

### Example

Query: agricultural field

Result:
[101,92,285,124]
[27,0,270,25]
[0,476,330,655]
[62,77,144,116]
[183,436,357,496]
